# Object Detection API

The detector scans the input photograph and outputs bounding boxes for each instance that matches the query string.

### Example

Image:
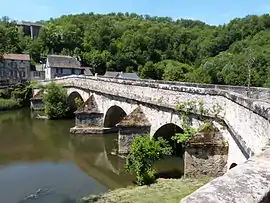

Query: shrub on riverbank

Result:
[80,178,212,203]
[43,82,69,119]
[0,98,21,110]
[125,136,172,185]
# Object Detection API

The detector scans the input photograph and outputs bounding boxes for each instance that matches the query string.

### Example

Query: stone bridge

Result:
[36,75,270,171]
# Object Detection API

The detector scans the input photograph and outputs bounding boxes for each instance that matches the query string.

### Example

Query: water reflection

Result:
[0,109,184,203]
[0,109,132,203]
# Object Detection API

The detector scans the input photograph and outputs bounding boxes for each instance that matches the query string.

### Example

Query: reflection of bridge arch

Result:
[104,105,127,128]
[70,135,133,189]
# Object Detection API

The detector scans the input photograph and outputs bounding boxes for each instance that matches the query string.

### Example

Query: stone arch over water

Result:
[67,91,84,115]
[104,105,127,128]
[153,123,184,178]
[153,123,184,156]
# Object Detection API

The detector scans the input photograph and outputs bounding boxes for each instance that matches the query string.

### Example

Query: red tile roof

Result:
[3,54,30,61]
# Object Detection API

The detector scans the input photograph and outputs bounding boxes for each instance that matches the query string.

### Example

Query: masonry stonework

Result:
[38,75,270,167]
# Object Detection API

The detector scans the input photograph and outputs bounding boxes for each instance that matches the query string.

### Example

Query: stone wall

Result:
[118,126,151,154]
[30,99,44,111]
[184,145,228,178]
[75,113,104,127]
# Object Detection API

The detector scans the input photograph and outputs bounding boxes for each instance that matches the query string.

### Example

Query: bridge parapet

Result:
[181,148,270,203]
[40,75,270,120]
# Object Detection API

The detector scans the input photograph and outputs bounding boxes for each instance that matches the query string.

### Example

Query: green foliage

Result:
[74,97,84,108]
[172,123,197,143]
[1,14,270,86]
[43,82,69,119]
[125,135,172,185]
[163,61,193,82]
[0,98,20,110]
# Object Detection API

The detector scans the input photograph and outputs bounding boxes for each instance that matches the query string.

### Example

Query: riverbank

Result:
[80,177,211,203]
[0,98,21,111]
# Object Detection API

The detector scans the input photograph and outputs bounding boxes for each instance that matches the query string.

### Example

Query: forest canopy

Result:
[1,13,270,87]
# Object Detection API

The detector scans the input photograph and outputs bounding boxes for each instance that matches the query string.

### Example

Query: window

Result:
[34,72,40,77]
[21,71,25,77]
[11,61,17,68]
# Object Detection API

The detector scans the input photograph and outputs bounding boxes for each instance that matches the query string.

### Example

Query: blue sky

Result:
[1,0,270,25]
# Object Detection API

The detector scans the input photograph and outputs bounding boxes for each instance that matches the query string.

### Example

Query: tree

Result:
[1,13,270,87]
[138,61,156,79]
[43,82,69,119]
[125,136,172,185]
[83,50,111,75]
[162,61,193,82]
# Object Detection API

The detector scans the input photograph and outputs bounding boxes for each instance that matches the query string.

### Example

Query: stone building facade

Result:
[0,54,31,85]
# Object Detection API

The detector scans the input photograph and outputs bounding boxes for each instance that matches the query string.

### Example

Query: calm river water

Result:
[0,109,183,203]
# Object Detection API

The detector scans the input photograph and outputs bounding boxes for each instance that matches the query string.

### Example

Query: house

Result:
[17,21,44,39]
[118,72,140,79]
[104,71,121,78]
[0,54,31,85]
[103,71,140,79]
[45,55,84,80]
[30,64,45,81]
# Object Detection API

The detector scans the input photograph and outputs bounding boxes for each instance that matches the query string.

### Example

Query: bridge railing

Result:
[42,75,270,102]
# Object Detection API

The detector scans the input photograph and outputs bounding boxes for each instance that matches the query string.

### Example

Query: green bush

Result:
[43,82,69,119]
[125,135,172,185]
[0,98,21,110]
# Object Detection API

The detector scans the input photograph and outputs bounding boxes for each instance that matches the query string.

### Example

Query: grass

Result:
[0,98,21,110]
[80,177,211,203]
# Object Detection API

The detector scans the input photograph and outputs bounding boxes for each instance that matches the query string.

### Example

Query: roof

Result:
[117,106,150,127]
[75,95,101,114]
[32,90,44,100]
[84,67,93,76]
[3,54,30,61]
[104,71,121,78]
[35,64,45,71]
[186,124,226,147]
[47,55,82,69]
[17,21,44,27]
[118,73,140,79]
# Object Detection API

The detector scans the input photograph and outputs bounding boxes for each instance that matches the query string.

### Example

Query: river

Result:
[0,109,183,203]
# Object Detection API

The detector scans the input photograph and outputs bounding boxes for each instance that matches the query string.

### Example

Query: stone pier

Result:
[116,106,151,154]
[30,90,44,111]
[70,95,117,134]
[184,123,229,178]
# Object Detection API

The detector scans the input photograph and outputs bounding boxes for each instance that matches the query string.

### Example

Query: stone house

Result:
[30,64,45,81]
[0,54,31,85]
[44,55,84,80]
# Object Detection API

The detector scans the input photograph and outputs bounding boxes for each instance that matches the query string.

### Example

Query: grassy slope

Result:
[80,178,211,203]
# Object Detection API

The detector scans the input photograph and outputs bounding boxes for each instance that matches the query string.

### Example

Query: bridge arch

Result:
[67,91,84,115]
[104,105,127,128]
[153,123,184,156]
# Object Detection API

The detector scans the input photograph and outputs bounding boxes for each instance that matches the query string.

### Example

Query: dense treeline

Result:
[1,13,270,87]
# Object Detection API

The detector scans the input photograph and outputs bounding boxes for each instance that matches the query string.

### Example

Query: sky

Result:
[1,0,270,25]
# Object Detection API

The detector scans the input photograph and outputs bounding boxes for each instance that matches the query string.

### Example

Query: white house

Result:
[45,55,84,80]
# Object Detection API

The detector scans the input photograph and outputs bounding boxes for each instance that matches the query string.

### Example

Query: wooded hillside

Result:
[1,13,270,87]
